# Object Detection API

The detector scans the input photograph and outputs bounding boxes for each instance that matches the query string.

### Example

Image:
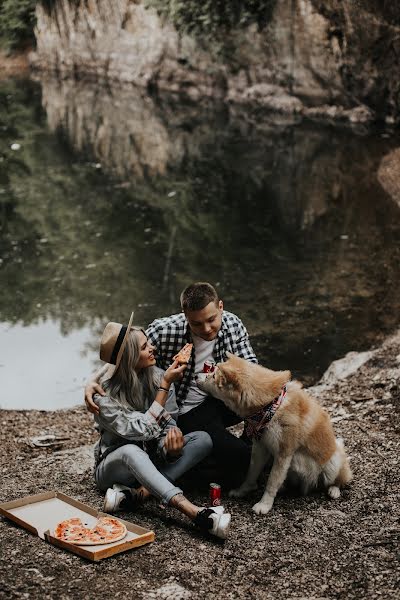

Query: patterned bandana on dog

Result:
[244,384,288,440]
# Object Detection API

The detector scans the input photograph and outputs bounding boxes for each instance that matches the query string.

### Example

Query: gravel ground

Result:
[0,332,399,599]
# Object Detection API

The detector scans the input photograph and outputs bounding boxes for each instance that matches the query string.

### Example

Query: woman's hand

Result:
[162,360,187,386]
[164,427,184,458]
[155,360,186,407]
[84,381,105,415]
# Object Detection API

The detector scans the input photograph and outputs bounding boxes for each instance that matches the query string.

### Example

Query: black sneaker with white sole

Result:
[194,507,231,540]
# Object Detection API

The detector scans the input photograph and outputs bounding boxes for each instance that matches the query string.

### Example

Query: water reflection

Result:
[0,321,95,410]
[0,77,399,409]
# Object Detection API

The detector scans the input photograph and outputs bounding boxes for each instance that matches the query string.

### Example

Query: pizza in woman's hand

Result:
[54,516,127,545]
[173,343,193,364]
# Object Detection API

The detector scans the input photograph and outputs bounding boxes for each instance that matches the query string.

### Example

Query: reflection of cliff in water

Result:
[2,77,400,383]
[39,76,399,227]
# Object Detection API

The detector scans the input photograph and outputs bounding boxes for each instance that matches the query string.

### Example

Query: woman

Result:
[93,312,231,539]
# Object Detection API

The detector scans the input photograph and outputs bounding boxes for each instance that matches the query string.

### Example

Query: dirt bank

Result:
[0,331,399,599]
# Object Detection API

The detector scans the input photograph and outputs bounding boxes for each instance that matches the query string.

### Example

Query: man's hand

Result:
[164,427,184,458]
[84,381,105,415]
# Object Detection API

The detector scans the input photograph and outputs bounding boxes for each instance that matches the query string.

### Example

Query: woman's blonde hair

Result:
[103,327,161,411]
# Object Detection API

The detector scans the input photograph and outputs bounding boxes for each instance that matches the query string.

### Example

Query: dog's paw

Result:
[328,485,341,499]
[252,500,273,515]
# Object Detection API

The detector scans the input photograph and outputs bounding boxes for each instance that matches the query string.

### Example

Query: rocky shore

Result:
[1,330,399,599]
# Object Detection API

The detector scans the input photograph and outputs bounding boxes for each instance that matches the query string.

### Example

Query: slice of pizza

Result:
[82,516,127,545]
[173,343,193,364]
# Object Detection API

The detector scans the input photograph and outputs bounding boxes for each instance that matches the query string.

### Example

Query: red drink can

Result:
[203,360,216,373]
[209,483,221,506]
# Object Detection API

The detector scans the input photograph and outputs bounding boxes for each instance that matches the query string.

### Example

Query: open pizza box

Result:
[0,491,155,561]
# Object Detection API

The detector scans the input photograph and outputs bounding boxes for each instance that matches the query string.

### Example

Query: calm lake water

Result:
[1,76,399,410]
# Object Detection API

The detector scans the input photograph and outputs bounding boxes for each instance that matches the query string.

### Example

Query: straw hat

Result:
[100,311,134,368]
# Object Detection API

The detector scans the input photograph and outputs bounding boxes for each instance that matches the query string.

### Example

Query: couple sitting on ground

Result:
[85,282,258,540]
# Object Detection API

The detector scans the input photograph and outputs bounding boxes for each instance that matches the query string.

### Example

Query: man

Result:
[85,282,258,488]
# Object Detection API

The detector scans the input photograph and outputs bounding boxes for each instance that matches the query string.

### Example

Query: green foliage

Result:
[145,0,276,38]
[0,0,37,49]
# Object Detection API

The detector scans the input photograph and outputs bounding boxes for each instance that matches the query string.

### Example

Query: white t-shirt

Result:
[179,334,216,415]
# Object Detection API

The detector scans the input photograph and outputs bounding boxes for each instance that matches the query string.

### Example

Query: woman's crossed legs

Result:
[95,431,212,505]
[94,431,230,538]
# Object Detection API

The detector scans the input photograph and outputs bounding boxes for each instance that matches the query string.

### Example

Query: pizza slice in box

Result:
[173,343,193,364]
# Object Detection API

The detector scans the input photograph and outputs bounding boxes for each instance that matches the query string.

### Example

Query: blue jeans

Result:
[95,431,212,505]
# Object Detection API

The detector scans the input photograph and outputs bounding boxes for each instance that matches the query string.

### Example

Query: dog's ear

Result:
[226,369,240,389]
[218,362,240,389]
[283,370,291,381]
[226,351,235,360]
[272,369,291,393]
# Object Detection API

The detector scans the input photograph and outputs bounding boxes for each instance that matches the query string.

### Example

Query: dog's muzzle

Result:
[195,372,209,391]
[195,373,207,384]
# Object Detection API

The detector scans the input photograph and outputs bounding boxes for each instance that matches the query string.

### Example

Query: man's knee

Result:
[206,426,245,449]
[211,432,251,466]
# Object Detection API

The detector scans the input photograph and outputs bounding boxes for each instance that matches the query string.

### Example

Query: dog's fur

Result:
[197,353,352,515]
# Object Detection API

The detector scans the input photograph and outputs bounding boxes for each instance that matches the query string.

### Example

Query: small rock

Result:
[144,581,192,599]
[319,350,374,387]
[348,105,373,123]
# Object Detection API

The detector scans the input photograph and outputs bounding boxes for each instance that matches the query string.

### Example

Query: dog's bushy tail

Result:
[334,438,353,487]
[325,438,352,499]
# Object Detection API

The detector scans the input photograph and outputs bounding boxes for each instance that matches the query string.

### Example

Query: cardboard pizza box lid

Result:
[0,491,154,561]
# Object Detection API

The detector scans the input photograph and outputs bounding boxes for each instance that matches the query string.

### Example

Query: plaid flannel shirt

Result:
[146,310,257,406]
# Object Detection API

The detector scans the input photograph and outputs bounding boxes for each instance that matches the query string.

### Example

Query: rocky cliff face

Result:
[31,0,400,122]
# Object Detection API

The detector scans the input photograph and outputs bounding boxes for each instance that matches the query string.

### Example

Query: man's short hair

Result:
[180,282,219,312]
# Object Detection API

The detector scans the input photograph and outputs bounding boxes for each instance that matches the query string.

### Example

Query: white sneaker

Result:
[113,483,131,493]
[103,484,132,513]
[103,488,126,513]
[194,507,231,540]
[209,505,225,515]
[208,511,231,540]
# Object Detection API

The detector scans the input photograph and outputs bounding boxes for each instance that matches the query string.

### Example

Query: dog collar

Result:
[244,384,288,441]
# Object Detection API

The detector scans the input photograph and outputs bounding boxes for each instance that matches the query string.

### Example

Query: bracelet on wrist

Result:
[158,386,170,393]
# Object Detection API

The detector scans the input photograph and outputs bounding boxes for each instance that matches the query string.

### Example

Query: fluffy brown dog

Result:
[197,353,352,515]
